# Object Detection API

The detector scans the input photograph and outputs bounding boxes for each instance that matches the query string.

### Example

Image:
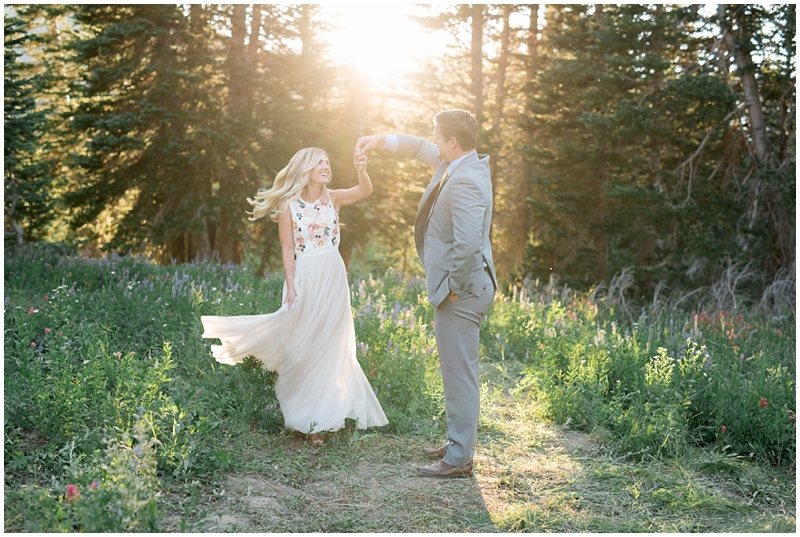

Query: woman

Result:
[201,147,388,438]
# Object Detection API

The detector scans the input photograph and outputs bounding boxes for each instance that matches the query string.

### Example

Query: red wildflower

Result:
[44,328,51,334]
[90,480,99,490]
[44,295,49,301]
[28,307,34,315]
[66,484,80,503]
[721,425,727,432]
[759,398,768,408]
[31,342,36,347]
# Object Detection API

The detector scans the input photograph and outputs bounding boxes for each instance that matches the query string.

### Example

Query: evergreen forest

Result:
[5,4,795,304]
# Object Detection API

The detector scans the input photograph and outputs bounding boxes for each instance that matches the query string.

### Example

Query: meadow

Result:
[3,243,795,532]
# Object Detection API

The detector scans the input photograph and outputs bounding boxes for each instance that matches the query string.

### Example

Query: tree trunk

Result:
[213,4,248,264]
[469,4,484,127]
[592,165,609,282]
[718,4,770,165]
[189,3,204,33]
[488,5,513,249]
[514,4,539,272]
[298,5,316,114]
[227,4,248,118]
[248,4,262,57]
[336,66,368,273]
[641,4,665,264]
[491,5,513,133]
[4,177,25,245]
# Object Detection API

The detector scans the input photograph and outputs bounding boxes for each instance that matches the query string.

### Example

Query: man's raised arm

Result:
[356,134,440,169]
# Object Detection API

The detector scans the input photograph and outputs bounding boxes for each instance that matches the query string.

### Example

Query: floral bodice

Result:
[290,193,339,255]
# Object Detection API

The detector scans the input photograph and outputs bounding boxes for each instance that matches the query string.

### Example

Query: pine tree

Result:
[4,15,54,244]
[521,5,755,292]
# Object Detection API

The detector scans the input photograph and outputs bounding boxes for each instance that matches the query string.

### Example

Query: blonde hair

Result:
[247,147,330,221]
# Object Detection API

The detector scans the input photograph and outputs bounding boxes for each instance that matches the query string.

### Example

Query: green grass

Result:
[3,243,796,532]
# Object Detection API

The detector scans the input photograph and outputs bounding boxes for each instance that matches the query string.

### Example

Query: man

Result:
[356,110,498,478]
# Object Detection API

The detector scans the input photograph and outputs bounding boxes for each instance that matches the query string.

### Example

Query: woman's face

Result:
[308,155,331,185]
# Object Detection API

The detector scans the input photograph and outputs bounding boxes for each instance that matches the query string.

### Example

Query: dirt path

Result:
[160,368,795,533]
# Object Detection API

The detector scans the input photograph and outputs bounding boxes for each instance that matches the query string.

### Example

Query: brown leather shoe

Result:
[308,433,325,447]
[422,446,447,459]
[416,460,473,478]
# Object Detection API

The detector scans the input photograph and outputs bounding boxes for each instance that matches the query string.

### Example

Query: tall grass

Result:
[3,244,795,531]
[4,244,286,530]
[482,277,796,465]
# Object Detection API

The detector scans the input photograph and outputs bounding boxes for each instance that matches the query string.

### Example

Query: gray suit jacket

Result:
[397,135,498,308]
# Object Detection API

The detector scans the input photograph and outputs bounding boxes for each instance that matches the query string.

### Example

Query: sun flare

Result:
[325,4,443,84]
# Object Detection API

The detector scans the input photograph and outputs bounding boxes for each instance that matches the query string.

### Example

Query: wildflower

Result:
[130,351,135,355]
[29,307,35,315]
[66,484,80,503]
[58,331,63,336]
[759,398,768,408]
[44,295,49,301]
[721,425,727,432]
[369,369,377,377]
[44,328,51,334]
[90,480,99,490]
[31,342,37,347]
[114,352,122,358]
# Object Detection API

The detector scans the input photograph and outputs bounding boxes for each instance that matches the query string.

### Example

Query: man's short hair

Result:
[434,110,478,151]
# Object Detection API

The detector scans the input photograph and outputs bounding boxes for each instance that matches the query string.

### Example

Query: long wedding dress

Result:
[201,193,388,433]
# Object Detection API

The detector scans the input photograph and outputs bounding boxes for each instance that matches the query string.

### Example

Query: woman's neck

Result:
[303,184,323,202]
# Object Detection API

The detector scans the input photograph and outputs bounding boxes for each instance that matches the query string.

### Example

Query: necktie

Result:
[427,169,450,221]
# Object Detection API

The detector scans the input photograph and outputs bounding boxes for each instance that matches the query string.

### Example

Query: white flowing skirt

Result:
[201,247,388,433]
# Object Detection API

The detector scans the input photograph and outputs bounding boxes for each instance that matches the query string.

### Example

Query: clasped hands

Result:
[353,148,367,172]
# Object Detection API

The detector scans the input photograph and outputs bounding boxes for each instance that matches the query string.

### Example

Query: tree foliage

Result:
[4,4,795,305]
[4,15,54,244]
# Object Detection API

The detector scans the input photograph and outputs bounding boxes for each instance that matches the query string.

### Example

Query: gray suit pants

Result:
[433,269,495,467]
